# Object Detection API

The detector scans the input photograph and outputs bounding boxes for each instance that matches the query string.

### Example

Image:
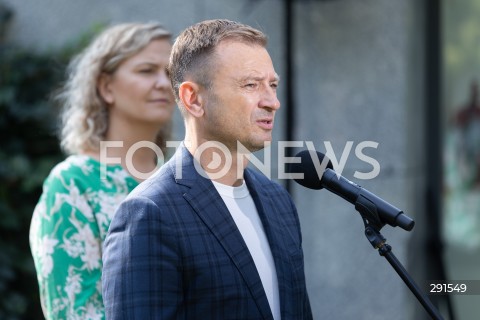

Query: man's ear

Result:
[179,81,204,118]
[97,73,114,104]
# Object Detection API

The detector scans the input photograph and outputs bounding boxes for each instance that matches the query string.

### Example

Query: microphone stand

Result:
[355,195,444,320]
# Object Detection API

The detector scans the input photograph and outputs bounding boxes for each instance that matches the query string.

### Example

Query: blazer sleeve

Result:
[102,196,183,319]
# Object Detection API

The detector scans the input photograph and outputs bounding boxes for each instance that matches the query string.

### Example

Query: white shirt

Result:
[213,180,281,320]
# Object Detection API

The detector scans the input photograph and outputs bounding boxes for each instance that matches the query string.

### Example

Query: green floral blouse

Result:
[29,155,139,320]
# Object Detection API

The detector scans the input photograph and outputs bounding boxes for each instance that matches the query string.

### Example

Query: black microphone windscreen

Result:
[288,150,333,190]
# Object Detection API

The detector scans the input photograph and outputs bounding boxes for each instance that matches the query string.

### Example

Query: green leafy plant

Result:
[0,25,101,319]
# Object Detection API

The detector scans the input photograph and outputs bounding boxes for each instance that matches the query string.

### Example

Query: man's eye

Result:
[245,83,257,88]
[139,69,154,74]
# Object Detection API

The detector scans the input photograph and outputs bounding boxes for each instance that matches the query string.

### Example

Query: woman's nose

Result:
[155,70,171,89]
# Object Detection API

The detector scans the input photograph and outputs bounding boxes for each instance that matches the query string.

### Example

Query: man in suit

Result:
[102,19,313,320]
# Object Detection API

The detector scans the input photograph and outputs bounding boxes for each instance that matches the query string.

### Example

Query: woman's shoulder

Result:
[47,155,98,180]
[39,155,94,191]
[42,154,139,197]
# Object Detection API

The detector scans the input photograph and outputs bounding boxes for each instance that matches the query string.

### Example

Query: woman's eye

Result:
[139,69,154,74]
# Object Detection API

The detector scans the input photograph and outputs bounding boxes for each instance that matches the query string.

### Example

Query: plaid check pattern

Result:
[102,145,313,319]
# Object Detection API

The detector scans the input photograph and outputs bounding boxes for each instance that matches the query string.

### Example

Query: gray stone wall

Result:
[291,1,426,319]
[3,0,427,318]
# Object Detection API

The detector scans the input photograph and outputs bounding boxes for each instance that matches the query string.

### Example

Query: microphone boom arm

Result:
[359,209,444,319]
[326,156,442,318]
[289,149,441,318]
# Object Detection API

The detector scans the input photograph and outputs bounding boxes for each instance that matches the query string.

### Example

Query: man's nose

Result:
[260,86,281,110]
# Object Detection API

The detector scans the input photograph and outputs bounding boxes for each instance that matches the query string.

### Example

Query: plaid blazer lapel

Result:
[245,168,300,318]
[171,146,273,320]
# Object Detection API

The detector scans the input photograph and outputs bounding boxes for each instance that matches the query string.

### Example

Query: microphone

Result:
[288,150,415,231]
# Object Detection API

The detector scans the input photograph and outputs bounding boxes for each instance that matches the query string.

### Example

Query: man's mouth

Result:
[256,118,274,130]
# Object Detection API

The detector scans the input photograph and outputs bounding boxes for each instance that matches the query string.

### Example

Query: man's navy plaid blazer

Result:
[102,144,313,319]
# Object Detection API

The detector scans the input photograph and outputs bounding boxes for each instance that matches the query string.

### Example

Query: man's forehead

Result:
[238,72,280,82]
[213,41,278,79]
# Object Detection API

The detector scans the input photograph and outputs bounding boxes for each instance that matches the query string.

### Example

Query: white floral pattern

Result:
[29,155,138,320]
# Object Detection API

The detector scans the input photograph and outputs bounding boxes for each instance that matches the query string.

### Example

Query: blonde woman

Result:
[29,22,175,319]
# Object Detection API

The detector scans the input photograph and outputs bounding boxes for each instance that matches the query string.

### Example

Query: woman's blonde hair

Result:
[57,22,172,154]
